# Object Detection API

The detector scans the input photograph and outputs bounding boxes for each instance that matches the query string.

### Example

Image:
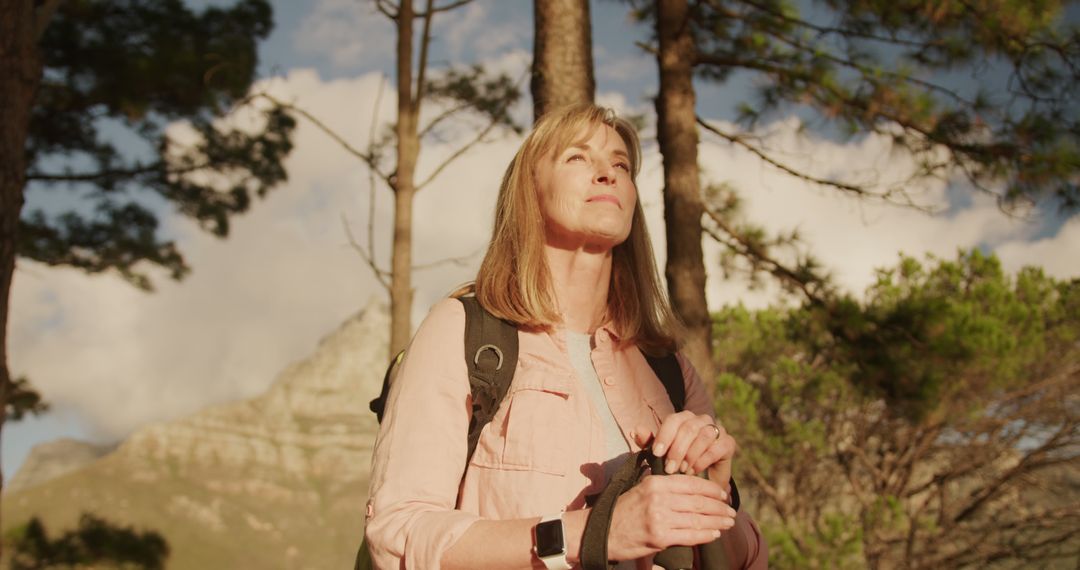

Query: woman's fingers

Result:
[652,412,728,474]
[650,411,697,473]
[679,422,721,474]
[661,485,737,518]
[608,473,738,560]
[688,424,737,475]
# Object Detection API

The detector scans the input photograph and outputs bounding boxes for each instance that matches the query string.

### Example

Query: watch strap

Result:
[535,512,572,570]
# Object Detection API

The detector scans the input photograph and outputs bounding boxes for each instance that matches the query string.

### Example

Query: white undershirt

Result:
[565,331,631,472]
[565,331,636,569]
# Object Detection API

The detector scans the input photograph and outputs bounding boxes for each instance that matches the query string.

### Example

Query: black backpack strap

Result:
[581,449,649,570]
[581,449,696,570]
[580,351,682,570]
[369,350,404,423]
[645,353,685,412]
[459,296,519,465]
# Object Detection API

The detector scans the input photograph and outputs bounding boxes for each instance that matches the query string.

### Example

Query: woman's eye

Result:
[615,162,630,171]
[567,154,585,162]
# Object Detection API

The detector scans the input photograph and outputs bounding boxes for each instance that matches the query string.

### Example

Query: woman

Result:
[365,104,767,569]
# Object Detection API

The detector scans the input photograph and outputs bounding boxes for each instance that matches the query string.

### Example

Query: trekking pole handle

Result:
[645,451,695,570]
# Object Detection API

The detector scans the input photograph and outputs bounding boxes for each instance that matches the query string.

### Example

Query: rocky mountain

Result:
[2,298,390,569]
[6,439,116,494]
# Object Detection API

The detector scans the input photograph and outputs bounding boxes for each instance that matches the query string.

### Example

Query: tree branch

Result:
[413,245,484,271]
[696,116,944,212]
[418,101,473,139]
[742,461,800,536]
[374,0,398,20]
[33,0,63,39]
[416,0,473,16]
[416,115,500,190]
[27,160,211,183]
[697,116,888,198]
[952,419,1077,524]
[255,92,393,184]
[414,0,436,106]
[366,75,388,276]
[694,50,1008,177]
[342,215,390,291]
[725,0,935,50]
[701,210,825,305]
[761,25,986,111]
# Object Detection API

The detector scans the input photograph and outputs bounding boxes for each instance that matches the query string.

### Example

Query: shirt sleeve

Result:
[364,298,481,569]
[675,353,770,570]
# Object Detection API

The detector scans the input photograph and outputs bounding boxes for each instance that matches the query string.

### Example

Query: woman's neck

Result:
[544,243,612,334]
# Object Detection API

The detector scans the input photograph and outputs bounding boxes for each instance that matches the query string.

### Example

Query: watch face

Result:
[535,519,565,558]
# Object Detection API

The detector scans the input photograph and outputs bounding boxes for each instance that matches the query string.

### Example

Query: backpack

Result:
[355,296,686,570]
[369,295,686,463]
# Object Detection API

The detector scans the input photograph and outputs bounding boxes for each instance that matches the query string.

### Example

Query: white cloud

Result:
[293,0,394,70]
[9,70,1076,445]
[995,217,1080,279]
[438,1,528,61]
[291,0,529,72]
[11,69,400,438]
[687,117,1077,305]
[597,53,654,84]
[8,67,527,439]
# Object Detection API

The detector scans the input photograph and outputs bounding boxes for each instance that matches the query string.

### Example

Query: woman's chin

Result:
[583,230,631,251]
[545,224,631,251]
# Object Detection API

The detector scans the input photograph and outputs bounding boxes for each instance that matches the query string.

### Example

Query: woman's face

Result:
[535,124,637,250]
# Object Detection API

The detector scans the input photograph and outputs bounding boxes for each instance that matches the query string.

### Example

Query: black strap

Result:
[580,449,650,570]
[580,354,741,570]
[645,353,685,412]
[369,350,404,422]
[459,296,519,465]
[581,450,696,570]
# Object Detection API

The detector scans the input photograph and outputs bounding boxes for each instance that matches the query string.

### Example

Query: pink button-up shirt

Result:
[365,298,767,569]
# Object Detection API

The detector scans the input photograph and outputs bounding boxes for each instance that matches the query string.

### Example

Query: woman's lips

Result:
[587,194,621,208]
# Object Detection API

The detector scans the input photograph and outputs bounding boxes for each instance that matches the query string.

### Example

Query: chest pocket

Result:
[471,358,574,476]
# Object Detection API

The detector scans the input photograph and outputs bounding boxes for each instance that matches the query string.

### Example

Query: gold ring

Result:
[707,424,722,440]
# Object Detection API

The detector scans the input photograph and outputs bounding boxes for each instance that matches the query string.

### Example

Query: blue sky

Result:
[6,0,1078,479]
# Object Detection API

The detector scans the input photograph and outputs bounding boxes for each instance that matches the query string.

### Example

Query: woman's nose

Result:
[593,163,615,185]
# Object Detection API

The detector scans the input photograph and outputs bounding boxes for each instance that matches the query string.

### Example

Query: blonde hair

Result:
[472,103,682,354]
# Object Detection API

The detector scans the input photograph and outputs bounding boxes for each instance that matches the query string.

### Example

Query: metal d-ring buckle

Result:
[473,344,504,370]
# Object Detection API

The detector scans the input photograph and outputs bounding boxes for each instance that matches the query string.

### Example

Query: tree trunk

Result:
[0,0,45,551]
[655,0,715,391]
[531,0,595,122]
[390,0,419,357]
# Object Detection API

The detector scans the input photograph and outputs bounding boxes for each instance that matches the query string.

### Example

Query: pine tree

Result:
[264,0,522,356]
[532,0,596,121]
[0,0,295,537]
[629,0,1078,391]
[714,251,1080,567]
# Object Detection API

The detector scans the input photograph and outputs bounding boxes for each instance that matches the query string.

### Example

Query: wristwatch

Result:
[533,512,572,570]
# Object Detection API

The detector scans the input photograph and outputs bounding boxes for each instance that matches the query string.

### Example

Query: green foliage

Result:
[713,250,1080,568]
[356,63,522,194]
[7,514,168,569]
[627,0,1080,211]
[423,65,524,135]
[20,0,295,291]
[2,376,49,422]
[703,182,832,301]
[823,250,1069,419]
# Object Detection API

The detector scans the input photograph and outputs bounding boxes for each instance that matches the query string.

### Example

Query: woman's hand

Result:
[605,472,737,561]
[634,411,737,490]
[598,413,739,561]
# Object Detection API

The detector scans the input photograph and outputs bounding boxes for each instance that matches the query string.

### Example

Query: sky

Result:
[6,0,1079,478]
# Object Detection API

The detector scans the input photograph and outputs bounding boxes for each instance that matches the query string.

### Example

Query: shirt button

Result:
[603,377,615,386]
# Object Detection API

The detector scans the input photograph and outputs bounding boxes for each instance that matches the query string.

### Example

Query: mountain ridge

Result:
[2,297,391,569]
